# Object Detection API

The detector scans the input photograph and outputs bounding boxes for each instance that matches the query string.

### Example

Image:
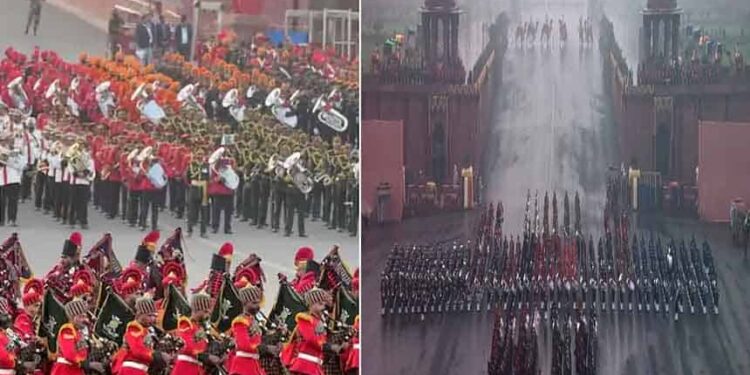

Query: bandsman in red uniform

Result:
[117,296,172,375]
[291,247,318,294]
[15,279,46,374]
[191,242,233,298]
[228,285,277,375]
[281,288,346,375]
[340,271,359,375]
[171,293,222,375]
[44,232,86,303]
[50,299,106,375]
[0,299,18,374]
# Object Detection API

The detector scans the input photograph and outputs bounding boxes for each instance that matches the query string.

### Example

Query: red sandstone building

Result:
[362,0,504,221]
[603,0,750,219]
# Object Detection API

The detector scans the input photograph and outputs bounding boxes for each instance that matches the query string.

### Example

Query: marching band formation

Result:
[0,35,359,238]
[0,229,359,375]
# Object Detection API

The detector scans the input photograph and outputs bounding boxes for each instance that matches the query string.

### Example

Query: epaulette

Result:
[177,316,193,331]
[232,315,250,327]
[59,323,76,339]
[295,312,313,323]
[126,320,145,336]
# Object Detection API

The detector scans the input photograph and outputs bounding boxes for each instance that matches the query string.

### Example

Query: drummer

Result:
[139,150,164,231]
[208,147,236,234]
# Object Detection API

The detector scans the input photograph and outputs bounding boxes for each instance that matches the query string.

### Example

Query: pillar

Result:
[653,18,661,57]
[672,15,680,59]
[432,16,439,61]
[643,15,652,59]
[663,17,670,60]
[451,14,459,61]
[443,15,451,60]
[423,14,431,62]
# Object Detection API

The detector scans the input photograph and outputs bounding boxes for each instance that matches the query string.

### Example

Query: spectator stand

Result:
[284,9,359,60]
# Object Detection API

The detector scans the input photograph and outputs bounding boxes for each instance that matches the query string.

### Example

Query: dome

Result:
[424,0,457,10]
[647,0,677,10]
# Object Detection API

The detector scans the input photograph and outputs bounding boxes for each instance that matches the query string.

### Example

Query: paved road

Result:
[0,0,358,313]
[0,0,107,62]
[363,3,750,375]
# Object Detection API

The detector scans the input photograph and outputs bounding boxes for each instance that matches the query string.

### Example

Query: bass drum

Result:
[220,167,240,190]
[147,163,168,189]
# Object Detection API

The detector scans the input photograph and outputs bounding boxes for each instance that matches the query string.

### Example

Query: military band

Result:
[0,229,359,375]
[0,41,359,238]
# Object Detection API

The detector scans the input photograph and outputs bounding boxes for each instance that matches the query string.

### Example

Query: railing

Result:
[404,183,463,217]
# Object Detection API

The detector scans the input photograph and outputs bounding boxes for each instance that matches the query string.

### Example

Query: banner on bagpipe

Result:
[84,233,123,285]
[94,289,135,346]
[161,283,192,332]
[334,287,359,326]
[210,276,244,333]
[159,227,187,264]
[268,281,307,333]
[0,233,32,303]
[318,246,353,290]
[38,289,68,353]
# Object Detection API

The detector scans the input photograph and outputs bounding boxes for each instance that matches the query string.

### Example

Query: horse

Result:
[559,18,568,48]
[542,19,553,46]
[516,23,526,46]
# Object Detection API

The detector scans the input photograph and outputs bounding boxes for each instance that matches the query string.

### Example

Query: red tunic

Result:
[119,321,157,375]
[282,313,326,375]
[170,317,209,375]
[341,316,359,372]
[291,272,317,294]
[228,315,264,375]
[50,323,88,375]
[0,329,16,370]
[208,167,233,196]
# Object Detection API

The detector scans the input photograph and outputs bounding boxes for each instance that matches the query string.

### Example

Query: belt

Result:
[235,351,260,360]
[122,361,149,372]
[0,369,16,375]
[297,353,323,365]
[55,358,75,366]
[353,344,360,350]
[177,354,202,366]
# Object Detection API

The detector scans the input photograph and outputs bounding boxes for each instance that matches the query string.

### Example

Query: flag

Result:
[94,290,135,346]
[335,287,359,326]
[161,284,192,332]
[38,289,68,353]
[210,277,243,333]
[268,282,307,332]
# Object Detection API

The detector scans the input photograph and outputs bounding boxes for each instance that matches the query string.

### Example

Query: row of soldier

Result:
[0,229,359,374]
[0,45,359,238]
[380,192,719,320]
[488,308,598,375]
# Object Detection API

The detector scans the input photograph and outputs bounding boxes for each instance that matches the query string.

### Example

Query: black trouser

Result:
[0,183,20,224]
[210,194,233,232]
[157,185,167,210]
[322,184,334,224]
[121,184,129,221]
[20,167,33,201]
[332,182,346,230]
[43,176,54,212]
[34,172,45,209]
[171,180,186,218]
[57,183,70,222]
[271,182,285,230]
[235,175,244,217]
[139,190,159,230]
[103,180,120,218]
[25,5,41,34]
[92,178,102,209]
[187,185,208,235]
[128,190,142,225]
[348,185,359,236]
[241,178,253,222]
[68,184,89,226]
[310,182,324,219]
[256,176,270,227]
[284,187,305,236]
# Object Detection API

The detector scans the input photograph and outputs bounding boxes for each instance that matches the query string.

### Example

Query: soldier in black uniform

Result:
[255,145,271,229]
[283,151,306,237]
[186,150,210,237]
[270,145,290,233]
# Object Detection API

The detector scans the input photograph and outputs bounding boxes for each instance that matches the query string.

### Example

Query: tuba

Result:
[284,152,314,194]
[312,92,348,133]
[222,88,245,123]
[132,83,165,124]
[270,89,299,128]
[95,81,116,119]
[67,77,81,118]
[177,84,206,118]
[7,77,31,116]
